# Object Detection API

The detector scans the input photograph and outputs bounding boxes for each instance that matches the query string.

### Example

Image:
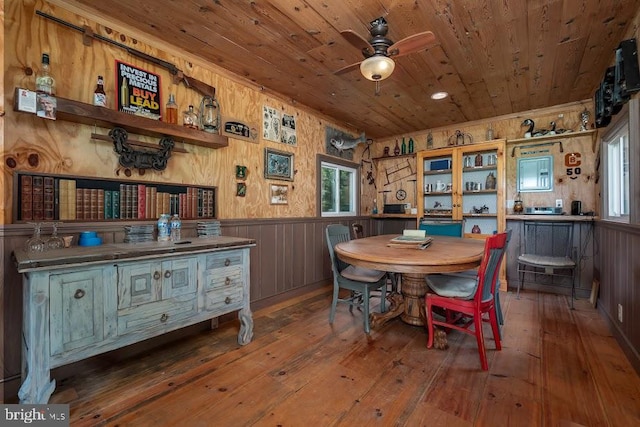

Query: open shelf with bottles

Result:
[13,89,228,149]
[13,171,217,223]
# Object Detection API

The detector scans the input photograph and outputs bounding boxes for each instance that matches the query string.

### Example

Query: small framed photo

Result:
[236,182,247,197]
[270,184,288,205]
[264,148,294,181]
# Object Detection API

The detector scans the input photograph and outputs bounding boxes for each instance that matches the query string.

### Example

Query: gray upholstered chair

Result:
[326,224,387,333]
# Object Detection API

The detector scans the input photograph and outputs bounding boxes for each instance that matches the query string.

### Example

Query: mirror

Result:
[517,156,553,192]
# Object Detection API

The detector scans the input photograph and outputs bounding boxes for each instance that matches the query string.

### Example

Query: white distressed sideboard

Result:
[13,236,256,404]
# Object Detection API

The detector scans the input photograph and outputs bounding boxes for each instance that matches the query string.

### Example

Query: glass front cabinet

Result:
[417,139,506,239]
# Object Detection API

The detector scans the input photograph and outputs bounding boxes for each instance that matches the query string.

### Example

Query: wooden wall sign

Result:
[222,117,259,143]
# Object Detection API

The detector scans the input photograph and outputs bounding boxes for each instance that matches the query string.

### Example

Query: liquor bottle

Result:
[408,137,414,153]
[394,140,400,155]
[401,137,407,155]
[35,53,54,94]
[93,75,107,107]
[165,94,178,124]
[183,105,198,129]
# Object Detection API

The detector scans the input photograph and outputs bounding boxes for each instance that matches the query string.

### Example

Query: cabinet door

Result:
[50,269,106,356]
[419,148,455,220]
[117,262,162,309]
[161,257,198,299]
[460,142,504,237]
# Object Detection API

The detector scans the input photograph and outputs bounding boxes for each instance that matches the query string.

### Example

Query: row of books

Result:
[19,175,216,221]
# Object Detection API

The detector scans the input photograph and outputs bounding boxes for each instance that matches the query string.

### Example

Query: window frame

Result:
[600,99,640,224]
[317,154,360,217]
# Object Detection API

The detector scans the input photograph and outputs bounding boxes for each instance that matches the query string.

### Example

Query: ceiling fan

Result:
[334,17,436,86]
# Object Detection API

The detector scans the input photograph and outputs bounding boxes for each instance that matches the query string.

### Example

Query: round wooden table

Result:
[334,234,485,326]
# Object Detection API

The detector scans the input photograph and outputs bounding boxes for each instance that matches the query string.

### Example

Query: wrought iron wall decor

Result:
[109,127,174,171]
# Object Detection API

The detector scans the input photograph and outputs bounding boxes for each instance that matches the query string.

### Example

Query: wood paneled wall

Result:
[594,221,640,372]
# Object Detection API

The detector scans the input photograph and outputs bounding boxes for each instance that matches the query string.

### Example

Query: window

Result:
[318,156,359,217]
[601,99,639,224]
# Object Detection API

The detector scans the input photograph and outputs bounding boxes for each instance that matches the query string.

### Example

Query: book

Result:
[20,175,33,221]
[112,190,120,219]
[43,176,55,220]
[97,189,105,219]
[137,184,146,219]
[387,235,433,249]
[104,190,112,219]
[32,175,44,220]
[67,180,76,220]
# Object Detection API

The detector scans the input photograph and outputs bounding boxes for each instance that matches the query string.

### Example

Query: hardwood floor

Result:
[50,287,640,426]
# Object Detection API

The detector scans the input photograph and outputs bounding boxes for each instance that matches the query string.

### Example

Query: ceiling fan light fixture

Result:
[431,91,449,100]
[360,55,395,81]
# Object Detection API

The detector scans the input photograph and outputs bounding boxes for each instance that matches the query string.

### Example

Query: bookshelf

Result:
[13,171,217,223]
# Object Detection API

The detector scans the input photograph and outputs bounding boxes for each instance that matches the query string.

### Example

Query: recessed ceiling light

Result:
[431,91,448,100]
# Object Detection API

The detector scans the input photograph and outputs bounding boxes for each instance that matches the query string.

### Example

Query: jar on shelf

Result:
[485,172,496,190]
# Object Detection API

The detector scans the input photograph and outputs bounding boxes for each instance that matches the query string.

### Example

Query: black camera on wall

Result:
[595,38,640,128]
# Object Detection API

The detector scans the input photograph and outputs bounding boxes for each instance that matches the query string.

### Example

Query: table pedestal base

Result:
[400,273,427,326]
[370,273,428,328]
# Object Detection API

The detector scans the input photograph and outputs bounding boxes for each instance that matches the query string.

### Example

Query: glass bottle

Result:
[35,53,54,95]
[408,137,414,153]
[170,214,182,242]
[401,138,407,155]
[394,140,400,155]
[93,75,107,107]
[183,105,198,129]
[165,94,178,124]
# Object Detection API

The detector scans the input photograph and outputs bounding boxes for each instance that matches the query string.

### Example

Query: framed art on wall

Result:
[264,148,294,181]
[270,184,288,205]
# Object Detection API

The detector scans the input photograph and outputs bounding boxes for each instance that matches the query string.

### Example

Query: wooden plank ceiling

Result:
[56,0,640,139]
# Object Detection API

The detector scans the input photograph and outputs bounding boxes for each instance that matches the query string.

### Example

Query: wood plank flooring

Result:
[50,287,640,426]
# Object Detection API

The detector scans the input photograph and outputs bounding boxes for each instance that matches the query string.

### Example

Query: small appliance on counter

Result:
[571,201,582,215]
[383,204,406,214]
[524,206,563,215]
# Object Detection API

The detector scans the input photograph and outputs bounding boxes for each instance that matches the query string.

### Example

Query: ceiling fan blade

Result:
[340,30,373,52]
[388,31,436,57]
[334,61,362,76]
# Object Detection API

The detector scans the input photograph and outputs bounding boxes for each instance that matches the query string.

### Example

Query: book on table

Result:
[387,230,433,249]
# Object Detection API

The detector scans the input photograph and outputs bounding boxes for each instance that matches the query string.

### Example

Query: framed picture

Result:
[264,148,294,181]
[270,184,288,205]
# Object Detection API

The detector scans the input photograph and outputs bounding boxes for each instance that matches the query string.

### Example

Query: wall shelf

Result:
[20,93,229,149]
[507,129,597,146]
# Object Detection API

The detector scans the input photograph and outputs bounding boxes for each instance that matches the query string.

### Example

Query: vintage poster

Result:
[262,105,280,142]
[280,113,297,145]
[116,60,162,120]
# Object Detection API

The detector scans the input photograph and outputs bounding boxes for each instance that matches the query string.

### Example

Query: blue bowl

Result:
[78,236,102,246]
[79,231,97,239]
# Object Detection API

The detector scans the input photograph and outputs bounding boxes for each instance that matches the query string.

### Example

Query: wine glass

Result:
[45,222,65,250]
[25,222,46,253]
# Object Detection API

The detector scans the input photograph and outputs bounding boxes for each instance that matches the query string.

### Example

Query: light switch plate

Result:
[555,199,563,208]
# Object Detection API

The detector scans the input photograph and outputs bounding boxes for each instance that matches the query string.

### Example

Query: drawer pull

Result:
[225,277,231,286]
[224,259,231,266]
[160,313,169,322]
[74,289,85,299]
[164,270,172,278]
[153,271,161,280]
[225,297,232,304]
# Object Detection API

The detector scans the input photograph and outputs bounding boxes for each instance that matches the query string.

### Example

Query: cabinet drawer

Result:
[204,283,244,313]
[117,294,198,335]
[203,266,243,291]
[203,250,243,270]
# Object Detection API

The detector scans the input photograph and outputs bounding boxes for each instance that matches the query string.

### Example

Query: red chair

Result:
[425,232,508,370]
